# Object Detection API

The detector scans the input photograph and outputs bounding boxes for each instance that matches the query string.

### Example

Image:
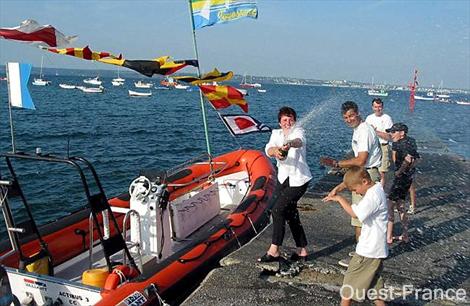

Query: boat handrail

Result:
[122,209,143,272]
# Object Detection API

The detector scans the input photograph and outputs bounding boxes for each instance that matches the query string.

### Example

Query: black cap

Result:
[386,123,408,133]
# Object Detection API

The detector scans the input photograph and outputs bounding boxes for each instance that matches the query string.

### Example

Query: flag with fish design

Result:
[43,45,120,61]
[174,68,233,85]
[199,85,248,112]
[0,19,76,48]
[220,114,270,136]
[98,56,198,77]
[191,0,258,29]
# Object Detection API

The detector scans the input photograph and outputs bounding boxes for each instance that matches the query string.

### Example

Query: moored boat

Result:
[32,56,51,86]
[134,81,153,88]
[0,149,275,305]
[414,95,434,101]
[32,78,51,86]
[367,89,389,97]
[59,83,76,89]
[78,86,104,93]
[84,77,103,86]
[128,89,152,97]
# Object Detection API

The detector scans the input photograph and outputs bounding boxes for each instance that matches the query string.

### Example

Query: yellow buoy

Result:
[82,268,109,288]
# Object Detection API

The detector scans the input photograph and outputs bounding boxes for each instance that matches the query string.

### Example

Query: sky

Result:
[0,1,469,89]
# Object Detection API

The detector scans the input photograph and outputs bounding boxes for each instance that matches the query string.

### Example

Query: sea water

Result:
[0,75,469,231]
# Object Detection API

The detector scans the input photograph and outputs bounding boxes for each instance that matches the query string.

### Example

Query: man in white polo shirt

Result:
[320,101,381,267]
[366,98,393,186]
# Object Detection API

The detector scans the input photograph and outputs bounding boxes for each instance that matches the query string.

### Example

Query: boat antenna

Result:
[67,136,70,158]
[187,1,211,155]
[409,69,418,113]
[187,0,214,174]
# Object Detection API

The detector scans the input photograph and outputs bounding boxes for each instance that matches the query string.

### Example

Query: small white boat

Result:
[79,86,104,93]
[32,78,51,86]
[367,89,388,97]
[456,101,470,106]
[235,88,248,96]
[257,89,267,93]
[155,86,170,90]
[111,80,124,86]
[174,84,189,90]
[134,81,153,88]
[129,90,152,97]
[59,83,75,89]
[32,56,51,86]
[414,95,434,101]
[84,77,103,86]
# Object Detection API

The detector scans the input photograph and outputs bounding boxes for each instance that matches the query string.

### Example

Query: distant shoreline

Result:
[0,65,469,93]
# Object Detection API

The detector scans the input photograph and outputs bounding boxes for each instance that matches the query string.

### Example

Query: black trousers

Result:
[271,178,309,247]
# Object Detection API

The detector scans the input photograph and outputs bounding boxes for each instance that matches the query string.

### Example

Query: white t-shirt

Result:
[366,113,393,144]
[352,121,382,168]
[265,126,312,187]
[352,183,388,258]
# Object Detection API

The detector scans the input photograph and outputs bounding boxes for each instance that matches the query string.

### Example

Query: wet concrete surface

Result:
[182,153,469,305]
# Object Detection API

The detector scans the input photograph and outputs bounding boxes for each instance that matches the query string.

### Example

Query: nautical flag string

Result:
[219,114,271,136]
[98,56,198,78]
[174,68,233,85]
[0,19,76,48]
[191,0,258,30]
[199,85,248,112]
[43,45,120,61]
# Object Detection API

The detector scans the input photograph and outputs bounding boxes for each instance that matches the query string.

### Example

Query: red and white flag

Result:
[0,19,76,48]
[220,114,271,136]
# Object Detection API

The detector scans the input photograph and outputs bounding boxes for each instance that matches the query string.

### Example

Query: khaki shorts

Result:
[379,144,391,173]
[342,254,384,302]
[351,168,380,227]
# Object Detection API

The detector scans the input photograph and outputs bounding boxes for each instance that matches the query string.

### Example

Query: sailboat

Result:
[112,68,125,86]
[367,77,388,97]
[0,2,274,306]
[239,74,262,88]
[32,56,51,86]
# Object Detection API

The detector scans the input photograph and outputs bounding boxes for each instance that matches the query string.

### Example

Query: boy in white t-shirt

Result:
[323,166,388,306]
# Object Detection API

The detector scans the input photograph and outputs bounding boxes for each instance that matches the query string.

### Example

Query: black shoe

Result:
[289,253,307,263]
[258,253,280,263]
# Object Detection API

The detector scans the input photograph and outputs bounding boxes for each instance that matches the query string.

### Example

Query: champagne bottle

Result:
[279,140,290,158]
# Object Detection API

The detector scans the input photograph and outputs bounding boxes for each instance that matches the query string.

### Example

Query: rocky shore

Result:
[182,152,469,305]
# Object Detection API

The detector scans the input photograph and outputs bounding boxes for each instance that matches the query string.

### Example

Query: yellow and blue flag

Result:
[191,0,258,30]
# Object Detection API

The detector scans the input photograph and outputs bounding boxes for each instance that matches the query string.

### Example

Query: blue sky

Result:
[0,1,469,89]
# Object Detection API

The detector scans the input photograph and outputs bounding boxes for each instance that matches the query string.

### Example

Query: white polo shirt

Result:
[352,122,382,168]
[366,113,393,145]
[352,183,389,258]
[265,126,312,187]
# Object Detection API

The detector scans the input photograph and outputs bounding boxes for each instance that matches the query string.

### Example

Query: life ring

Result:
[103,265,139,290]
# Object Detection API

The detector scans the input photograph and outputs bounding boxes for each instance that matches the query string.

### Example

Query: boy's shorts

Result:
[342,254,384,302]
[389,174,413,201]
[351,168,380,227]
[379,144,391,173]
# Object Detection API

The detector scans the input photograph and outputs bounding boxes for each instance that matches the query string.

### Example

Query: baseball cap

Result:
[386,123,408,133]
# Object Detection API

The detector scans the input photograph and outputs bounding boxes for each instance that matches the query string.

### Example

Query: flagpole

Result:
[188,0,212,157]
[5,64,16,153]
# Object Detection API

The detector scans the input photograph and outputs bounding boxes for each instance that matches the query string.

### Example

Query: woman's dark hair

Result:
[341,101,358,114]
[278,106,297,122]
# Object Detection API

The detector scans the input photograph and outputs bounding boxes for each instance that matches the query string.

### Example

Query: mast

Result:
[39,55,44,78]
[187,0,212,157]
[409,69,418,113]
